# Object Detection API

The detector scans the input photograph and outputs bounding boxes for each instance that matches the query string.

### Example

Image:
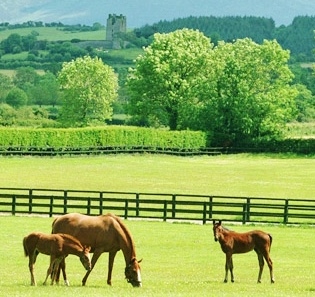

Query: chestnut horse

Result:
[212,220,275,283]
[52,213,142,287]
[23,232,91,286]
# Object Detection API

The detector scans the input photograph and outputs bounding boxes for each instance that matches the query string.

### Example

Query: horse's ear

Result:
[213,220,216,225]
[218,220,222,225]
[138,258,143,263]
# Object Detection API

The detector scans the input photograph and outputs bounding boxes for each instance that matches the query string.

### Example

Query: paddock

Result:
[2,215,314,296]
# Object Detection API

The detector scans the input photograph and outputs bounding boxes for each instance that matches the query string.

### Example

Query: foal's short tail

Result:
[268,234,273,251]
[23,237,29,257]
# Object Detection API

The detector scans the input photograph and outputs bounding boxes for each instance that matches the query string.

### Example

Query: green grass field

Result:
[1,154,315,296]
[1,154,315,199]
[1,216,314,297]
[0,27,106,42]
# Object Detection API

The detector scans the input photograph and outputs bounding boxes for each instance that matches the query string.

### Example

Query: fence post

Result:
[28,189,33,214]
[163,201,167,222]
[209,196,213,219]
[246,198,250,222]
[124,200,128,219]
[12,195,16,215]
[136,193,140,217]
[49,196,54,217]
[202,203,207,224]
[63,191,67,214]
[172,194,176,219]
[283,199,289,224]
[87,198,91,215]
[242,204,247,224]
[99,192,103,215]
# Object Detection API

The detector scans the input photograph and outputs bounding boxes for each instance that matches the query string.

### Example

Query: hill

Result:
[0,27,106,42]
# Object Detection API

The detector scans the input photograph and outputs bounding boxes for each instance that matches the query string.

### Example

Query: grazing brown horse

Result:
[212,220,275,283]
[52,213,142,287]
[23,232,91,286]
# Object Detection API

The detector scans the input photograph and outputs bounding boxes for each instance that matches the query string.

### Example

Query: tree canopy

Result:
[58,56,118,127]
[127,29,298,144]
[127,29,215,130]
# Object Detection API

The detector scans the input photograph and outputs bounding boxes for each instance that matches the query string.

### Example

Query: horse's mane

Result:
[107,213,136,254]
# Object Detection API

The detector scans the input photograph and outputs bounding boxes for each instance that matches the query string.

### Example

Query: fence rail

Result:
[0,188,315,224]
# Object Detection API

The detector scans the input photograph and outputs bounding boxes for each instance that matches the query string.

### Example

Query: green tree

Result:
[58,55,118,127]
[0,74,13,103]
[13,67,40,91]
[27,72,60,107]
[204,38,298,144]
[127,29,215,130]
[6,87,28,108]
[294,84,315,122]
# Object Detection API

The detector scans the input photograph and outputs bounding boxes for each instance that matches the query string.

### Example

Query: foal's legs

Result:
[262,251,275,283]
[255,250,264,283]
[54,258,70,286]
[256,248,275,283]
[43,256,62,285]
[28,252,38,286]
[224,253,234,283]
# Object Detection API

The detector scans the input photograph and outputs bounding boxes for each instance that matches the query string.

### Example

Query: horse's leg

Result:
[262,250,275,283]
[224,253,233,283]
[28,253,36,286]
[230,256,234,282]
[107,251,118,286]
[255,250,264,283]
[50,258,63,285]
[82,250,102,286]
[59,258,70,286]
[43,256,55,285]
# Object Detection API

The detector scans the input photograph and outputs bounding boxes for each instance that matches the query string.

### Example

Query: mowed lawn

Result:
[1,216,314,297]
[0,154,315,199]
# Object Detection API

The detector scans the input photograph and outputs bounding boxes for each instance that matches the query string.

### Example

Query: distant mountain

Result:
[1,0,315,28]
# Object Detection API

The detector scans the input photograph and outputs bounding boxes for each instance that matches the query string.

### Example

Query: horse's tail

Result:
[23,236,29,257]
[268,234,273,251]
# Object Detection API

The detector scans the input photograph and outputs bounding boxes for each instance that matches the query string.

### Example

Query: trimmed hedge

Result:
[0,126,207,150]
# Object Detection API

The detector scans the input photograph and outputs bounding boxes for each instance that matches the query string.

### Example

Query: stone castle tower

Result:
[106,14,126,41]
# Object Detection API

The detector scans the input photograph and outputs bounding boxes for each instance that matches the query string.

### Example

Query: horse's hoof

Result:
[224,279,228,283]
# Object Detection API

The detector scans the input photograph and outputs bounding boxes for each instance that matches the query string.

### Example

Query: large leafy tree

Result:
[204,38,298,144]
[127,29,216,130]
[128,30,297,143]
[58,56,118,127]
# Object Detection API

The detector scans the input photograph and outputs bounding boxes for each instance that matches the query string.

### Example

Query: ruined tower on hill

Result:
[106,14,126,48]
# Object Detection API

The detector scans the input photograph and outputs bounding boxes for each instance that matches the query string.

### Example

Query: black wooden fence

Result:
[0,187,315,224]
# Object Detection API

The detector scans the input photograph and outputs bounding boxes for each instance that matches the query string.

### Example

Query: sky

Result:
[0,0,315,28]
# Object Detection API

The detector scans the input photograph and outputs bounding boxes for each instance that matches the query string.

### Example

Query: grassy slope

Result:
[2,216,314,297]
[0,27,106,42]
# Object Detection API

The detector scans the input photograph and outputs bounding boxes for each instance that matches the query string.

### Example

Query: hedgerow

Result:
[0,126,207,150]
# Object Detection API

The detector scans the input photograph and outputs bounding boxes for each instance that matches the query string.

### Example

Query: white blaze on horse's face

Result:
[137,268,142,287]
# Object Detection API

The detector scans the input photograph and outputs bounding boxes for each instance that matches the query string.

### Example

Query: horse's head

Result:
[80,246,91,271]
[213,220,223,242]
[125,258,142,287]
